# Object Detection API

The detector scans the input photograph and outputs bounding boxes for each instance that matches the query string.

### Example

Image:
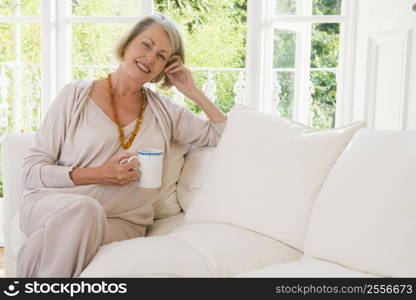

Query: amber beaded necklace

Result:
[107,74,147,150]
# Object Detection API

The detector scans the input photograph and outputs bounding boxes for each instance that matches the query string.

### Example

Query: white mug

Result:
[120,149,164,188]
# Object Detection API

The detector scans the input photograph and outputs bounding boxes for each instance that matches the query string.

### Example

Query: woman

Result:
[17,13,227,278]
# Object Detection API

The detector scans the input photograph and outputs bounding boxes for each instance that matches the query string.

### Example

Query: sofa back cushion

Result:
[304,129,416,277]
[177,146,216,212]
[154,143,190,219]
[185,106,365,250]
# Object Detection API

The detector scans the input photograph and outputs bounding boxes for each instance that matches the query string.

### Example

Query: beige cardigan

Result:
[21,80,226,226]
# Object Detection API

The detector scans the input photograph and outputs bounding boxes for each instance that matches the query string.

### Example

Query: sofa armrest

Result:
[2,132,35,247]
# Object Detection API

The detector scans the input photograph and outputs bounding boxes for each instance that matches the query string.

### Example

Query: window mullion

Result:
[273,15,345,24]
[67,16,145,23]
[141,0,153,15]
[294,24,312,125]
[12,1,22,132]
[40,0,54,118]
[246,0,263,110]
[246,0,274,112]
[260,0,275,114]
[0,16,40,23]
[335,0,358,126]
[293,1,312,125]
[55,0,72,97]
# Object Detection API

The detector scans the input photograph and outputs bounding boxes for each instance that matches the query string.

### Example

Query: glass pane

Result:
[313,0,342,15]
[309,71,336,128]
[0,64,41,133]
[71,23,133,80]
[172,70,239,115]
[0,0,40,16]
[0,23,40,64]
[0,23,15,62]
[273,29,296,68]
[310,23,339,68]
[274,71,295,119]
[214,71,238,113]
[0,23,41,130]
[275,0,342,15]
[72,0,141,16]
[275,0,297,15]
[154,0,247,114]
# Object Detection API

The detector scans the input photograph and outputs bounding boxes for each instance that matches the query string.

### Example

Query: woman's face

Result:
[122,23,173,83]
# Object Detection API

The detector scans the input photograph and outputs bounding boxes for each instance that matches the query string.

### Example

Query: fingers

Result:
[130,170,140,181]
[168,55,182,64]
[165,62,180,73]
[125,159,139,171]
[118,159,138,174]
[117,156,139,183]
[117,152,136,164]
[120,169,140,185]
[113,168,139,185]
[165,55,183,73]
[166,65,184,74]
[165,61,182,72]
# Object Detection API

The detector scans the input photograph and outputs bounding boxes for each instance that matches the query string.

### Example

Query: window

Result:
[70,0,247,117]
[70,1,149,82]
[0,0,42,134]
[152,0,247,115]
[246,0,355,128]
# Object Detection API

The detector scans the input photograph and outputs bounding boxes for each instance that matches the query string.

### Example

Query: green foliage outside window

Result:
[154,0,247,115]
[274,0,341,129]
[310,23,339,128]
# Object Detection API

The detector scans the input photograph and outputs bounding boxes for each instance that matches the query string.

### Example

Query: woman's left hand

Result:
[164,55,200,100]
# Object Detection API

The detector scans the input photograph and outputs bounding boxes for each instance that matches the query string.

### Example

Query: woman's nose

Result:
[144,53,156,65]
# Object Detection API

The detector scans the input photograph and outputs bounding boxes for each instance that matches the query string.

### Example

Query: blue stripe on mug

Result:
[138,151,163,156]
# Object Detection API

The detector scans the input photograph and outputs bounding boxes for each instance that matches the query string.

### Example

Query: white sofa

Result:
[3,105,415,278]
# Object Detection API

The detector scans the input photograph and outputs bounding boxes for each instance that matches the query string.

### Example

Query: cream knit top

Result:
[21,80,226,228]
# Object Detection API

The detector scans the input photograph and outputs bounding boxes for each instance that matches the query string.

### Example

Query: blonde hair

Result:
[115,13,185,89]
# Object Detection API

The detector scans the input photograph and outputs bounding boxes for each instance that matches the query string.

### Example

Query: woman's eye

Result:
[158,54,166,61]
[142,42,150,49]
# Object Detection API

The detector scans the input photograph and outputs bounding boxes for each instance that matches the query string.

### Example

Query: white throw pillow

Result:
[185,105,365,250]
[304,129,416,277]
[154,143,190,219]
[177,146,216,212]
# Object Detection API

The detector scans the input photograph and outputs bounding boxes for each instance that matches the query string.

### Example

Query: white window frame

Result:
[39,0,153,117]
[246,0,358,127]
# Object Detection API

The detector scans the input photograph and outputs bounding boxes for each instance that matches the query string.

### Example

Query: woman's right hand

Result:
[98,152,140,186]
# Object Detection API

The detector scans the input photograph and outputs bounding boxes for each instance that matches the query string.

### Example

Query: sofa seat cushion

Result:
[80,223,302,277]
[4,211,185,277]
[7,212,186,258]
[236,257,379,278]
[146,212,185,237]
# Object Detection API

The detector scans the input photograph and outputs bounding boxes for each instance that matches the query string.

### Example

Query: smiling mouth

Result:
[136,61,151,73]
